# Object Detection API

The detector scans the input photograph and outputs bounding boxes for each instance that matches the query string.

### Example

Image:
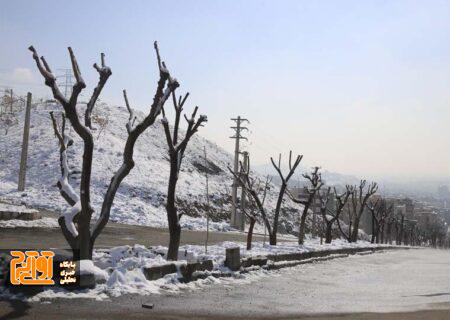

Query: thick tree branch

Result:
[92,42,177,243]
[85,52,112,128]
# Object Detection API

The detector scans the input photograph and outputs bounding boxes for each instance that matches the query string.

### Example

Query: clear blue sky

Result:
[1,0,450,180]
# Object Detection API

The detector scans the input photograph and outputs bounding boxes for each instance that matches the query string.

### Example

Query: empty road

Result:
[2,248,450,319]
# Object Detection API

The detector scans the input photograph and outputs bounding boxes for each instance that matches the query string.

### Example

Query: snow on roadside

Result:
[0,217,58,228]
[0,202,38,213]
[0,239,388,302]
[175,238,387,262]
[0,202,58,228]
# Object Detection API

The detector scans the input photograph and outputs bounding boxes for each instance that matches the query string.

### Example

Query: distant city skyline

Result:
[2,0,450,181]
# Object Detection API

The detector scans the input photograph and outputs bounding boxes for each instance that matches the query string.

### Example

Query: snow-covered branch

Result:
[49,111,80,241]
[85,52,112,129]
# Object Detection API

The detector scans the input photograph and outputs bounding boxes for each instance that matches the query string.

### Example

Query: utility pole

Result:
[230,116,248,230]
[203,146,210,253]
[18,92,32,191]
[9,89,13,113]
[239,151,249,231]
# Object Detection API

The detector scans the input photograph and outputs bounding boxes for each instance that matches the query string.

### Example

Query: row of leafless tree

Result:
[31,43,205,261]
[230,152,383,249]
[30,43,447,263]
[234,151,449,249]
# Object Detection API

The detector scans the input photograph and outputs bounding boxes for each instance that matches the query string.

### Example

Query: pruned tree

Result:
[232,156,272,250]
[228,161,272,249]
[228,163,277,246]
[385,208,396,244]
[348,180,378,242]
[365,198,382,243]
[270,151,303,245]
[317,187,332,243]
[379,201,393,244]
[318,186,351,243]
[160,82,207,260]
[31,42,176,260]
[288,166,323,245]
[244,177,271,250]
[334,185,354,242]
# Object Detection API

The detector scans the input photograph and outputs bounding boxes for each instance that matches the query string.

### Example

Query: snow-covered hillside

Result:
[0,103,299,232]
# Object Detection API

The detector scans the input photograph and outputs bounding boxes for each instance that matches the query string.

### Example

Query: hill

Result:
[0,102,299,233]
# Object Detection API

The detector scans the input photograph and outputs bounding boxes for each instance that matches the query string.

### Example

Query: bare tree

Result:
[349,180,378,242]
[0,112,18,135]
[385,209,396,244]
[365,198,382,243]
[318,186,351,243]
[231,156,272,250]
[31,42,175,260]
[228,164,276,246]
[317,187,332,243]
[270,151,303,245]
[243,175,271,250]
[160,85,207,260]
[288,166,323,245]
[379,201,393,244]
[335,185,354,242]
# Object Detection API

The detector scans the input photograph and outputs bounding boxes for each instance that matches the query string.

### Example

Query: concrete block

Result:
[241,256,268,268]
[225,247,241,271]
[179,260,214,280]
[0,210,41,221]
[143,263,177,281]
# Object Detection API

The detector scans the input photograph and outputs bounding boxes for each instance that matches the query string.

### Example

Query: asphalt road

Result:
[0,220,276,250]
[1,249,450,319]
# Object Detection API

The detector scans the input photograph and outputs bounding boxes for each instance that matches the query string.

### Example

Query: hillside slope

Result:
[0,103,299,233]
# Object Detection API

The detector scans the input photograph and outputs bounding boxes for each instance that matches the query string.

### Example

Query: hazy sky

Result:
[1,0,450,181]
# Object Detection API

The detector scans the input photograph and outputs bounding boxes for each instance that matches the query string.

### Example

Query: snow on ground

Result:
[0,103,299,232]
[0,202,59,228]
[178,238,386,261]
[0,202,38,213]
[0,239,386,302]
[0,217,58,228]
[166,249,450,315]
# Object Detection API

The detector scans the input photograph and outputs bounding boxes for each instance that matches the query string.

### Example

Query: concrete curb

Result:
[192,245,414,281]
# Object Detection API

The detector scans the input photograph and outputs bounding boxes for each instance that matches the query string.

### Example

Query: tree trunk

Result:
[371,214,376,244]
[166,155,180,261]
[386,222,392,244]
[79,216,93,260]
[350,216,360,242]
[325,222,333,244]
[298,211,308,245]
[269,232,277,245]
[167,223,181,260]
[247,218,256,250]
[271,183,286,245]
